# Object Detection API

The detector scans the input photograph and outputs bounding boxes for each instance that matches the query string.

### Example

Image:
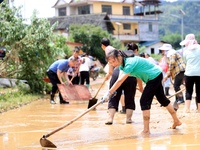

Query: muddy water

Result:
[0,79,200,150]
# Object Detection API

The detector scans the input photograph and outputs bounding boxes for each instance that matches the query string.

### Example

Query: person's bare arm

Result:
[137,78,143,93]
[105,63,114,81]
[64,72,72,85]
[57,70,64,84]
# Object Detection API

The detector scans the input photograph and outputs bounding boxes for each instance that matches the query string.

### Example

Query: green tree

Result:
[69,24,121,64]
[161,33,181,49]
[0,2,70,93]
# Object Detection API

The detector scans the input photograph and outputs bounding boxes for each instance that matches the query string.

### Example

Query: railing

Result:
[108,14,159,22]
[113,34,140,41]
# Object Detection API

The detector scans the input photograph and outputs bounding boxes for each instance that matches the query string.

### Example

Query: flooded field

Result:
[0,79,200,150]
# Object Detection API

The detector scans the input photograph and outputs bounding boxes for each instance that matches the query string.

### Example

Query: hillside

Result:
[159,1,200,37]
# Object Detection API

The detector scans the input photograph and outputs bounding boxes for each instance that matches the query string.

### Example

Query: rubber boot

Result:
[86,84,90,89]
[50,92,56,104]
[120,106,126,114]
[59,93,69,104]
[176,92,185,104]
[126,109,133,124]
[165,87,170,96]
[105,108,116,125]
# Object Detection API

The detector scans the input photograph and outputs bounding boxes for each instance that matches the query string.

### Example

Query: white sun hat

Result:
[159,44,173,51]
[180,34,197,46]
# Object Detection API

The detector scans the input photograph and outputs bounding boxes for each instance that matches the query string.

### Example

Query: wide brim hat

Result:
[180,34,196,46]
[159,44,173,51]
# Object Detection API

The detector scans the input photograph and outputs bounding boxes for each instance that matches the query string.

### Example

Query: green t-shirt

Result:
[119,56,162,83]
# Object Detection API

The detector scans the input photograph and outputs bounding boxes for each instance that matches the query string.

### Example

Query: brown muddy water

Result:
[0,79,200,150]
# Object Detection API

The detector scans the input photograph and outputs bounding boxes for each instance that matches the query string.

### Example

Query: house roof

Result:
[48,13,115,31]
[139,40,163,47]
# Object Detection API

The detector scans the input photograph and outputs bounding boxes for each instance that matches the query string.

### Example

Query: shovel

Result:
[87,78,106,109]
[40,100,103,148]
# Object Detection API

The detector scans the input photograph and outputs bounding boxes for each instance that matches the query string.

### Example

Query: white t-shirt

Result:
[79,57,92,72]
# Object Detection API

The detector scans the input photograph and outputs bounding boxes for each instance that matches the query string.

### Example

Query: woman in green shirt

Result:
[101,50,182,135]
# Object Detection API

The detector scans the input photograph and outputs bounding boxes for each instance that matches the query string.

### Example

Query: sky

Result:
[12,0,57,19]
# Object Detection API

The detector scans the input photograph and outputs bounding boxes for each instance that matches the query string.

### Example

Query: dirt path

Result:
[0,77,200,150]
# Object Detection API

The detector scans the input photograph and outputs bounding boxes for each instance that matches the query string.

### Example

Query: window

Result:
[134,29,137,35]
[151,48,155,54]
[123,6,130,15]
[123,24,131,30]
[149,23,153,32]
[58,7,66,16]
[102,5,112,14]
[78,5,90,14]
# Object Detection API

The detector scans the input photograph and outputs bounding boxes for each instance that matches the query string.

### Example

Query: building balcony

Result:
[108,14,159,23]
[113,33,140,41]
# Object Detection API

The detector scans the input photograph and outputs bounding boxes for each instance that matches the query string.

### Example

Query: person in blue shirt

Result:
[47,57,78,104]
[181,33,200,113]
[101,49,182,135]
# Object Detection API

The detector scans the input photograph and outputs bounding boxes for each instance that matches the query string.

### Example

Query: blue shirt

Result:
[183,46,200,76]
[49,59,70,73]
[119,56,162,83]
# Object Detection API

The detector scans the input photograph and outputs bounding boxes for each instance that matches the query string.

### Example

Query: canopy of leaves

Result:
[69,24,121,64]
[0,2,70,93]
[159,1,200,48]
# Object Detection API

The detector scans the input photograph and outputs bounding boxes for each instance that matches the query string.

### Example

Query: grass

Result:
[0,87,43,113]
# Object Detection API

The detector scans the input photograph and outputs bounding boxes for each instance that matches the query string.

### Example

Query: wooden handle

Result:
[93,78,106,98]
[44,100,102,138]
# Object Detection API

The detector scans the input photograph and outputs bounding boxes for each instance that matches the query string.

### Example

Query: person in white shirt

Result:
[79,53,93,88]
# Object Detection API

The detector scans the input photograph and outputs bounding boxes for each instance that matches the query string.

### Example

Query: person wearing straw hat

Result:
[180,34,200,113]
[159,44,185,110]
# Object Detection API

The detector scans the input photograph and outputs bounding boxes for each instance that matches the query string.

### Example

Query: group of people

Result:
[46,48,94,104]
[101,33,200,135]
[46,33,200,135]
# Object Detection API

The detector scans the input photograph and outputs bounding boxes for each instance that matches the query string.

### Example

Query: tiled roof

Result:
[48,13,114,31]
[139,40,161,46]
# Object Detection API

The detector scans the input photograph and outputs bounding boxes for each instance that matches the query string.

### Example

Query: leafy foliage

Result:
[69,24,121,64]
[159,1,200,49]
[0,2,70,93]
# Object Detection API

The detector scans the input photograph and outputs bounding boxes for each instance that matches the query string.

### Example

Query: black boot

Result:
[176,93,185,104]
[59,93,69,104]
[50,92,56,104]
[119,106,126,114]
[165,87,170,96]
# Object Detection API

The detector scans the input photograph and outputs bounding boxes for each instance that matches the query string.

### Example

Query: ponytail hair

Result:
[127,43,138,51]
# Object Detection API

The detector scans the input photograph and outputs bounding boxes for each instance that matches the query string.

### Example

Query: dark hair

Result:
[139,52,145,58]
[127,43,138,51]
[101,38,110,46]
[69,57,78,62]
[74,47,80,52]
[106,49,127,67]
